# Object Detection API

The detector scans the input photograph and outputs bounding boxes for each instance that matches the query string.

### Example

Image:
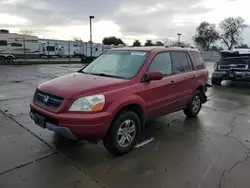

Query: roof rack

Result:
[165,45,195,49]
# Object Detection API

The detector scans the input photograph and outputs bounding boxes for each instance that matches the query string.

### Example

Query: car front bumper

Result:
[30,101,112,143]
[212,70,250,81]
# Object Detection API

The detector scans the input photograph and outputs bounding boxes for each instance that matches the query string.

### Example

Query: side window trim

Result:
[186,52,195,71]
[146,52,173,77]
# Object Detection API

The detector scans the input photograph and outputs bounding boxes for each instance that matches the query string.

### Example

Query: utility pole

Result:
[68,41,71,62]
[177,33,182,46]
[89,16,95,57]
[23,35,27,63]
[48,41,50,62]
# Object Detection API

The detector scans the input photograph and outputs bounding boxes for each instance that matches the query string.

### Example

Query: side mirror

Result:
[143,71,164,82]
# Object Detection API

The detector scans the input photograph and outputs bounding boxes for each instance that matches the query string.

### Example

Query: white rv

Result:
[38,40,59,57]
[57,41,75,57]
[39,40,86,58]
[85,43,105,57]
[57,41,88,58]
[0,29,39,62]
[56,41,104,58]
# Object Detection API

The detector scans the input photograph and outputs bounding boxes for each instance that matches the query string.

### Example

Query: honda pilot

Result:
[30,47,209,156]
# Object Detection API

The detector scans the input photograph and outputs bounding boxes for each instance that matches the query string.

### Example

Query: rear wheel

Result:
[6,56,14,63]
[184,91,202,118]
[212,77,222,85]
[0,56,5,64]
[103,110,140,156]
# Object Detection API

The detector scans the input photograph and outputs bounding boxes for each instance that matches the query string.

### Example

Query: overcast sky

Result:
[1,0,250,45]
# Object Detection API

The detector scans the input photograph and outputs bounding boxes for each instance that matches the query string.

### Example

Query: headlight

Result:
[213,62,217,69]
[69,95,105,112]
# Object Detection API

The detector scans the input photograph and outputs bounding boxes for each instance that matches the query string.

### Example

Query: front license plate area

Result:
[34,113,45,128]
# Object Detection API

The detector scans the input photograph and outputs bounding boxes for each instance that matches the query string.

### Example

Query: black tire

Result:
[0,56,5,64]
[212,77,222,85]
[103,110,140,156]
[184,90,202,118]
[6,56,14,63]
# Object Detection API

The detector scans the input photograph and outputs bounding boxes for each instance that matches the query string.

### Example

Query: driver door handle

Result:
[191,75,196,79]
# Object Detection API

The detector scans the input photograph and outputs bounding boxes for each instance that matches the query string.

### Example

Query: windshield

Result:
[82,50,149,79]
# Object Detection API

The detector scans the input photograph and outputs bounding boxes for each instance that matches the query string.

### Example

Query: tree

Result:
[219,17,249,50]
[132,40,141,46]
[20,29,34,36]
[155,41,164,46]
[144,40,153,46]
[211,45,223,51]
[236,44,249,48]
[72,37,83,42]
[102,36,125,45]
[193,21,219,51]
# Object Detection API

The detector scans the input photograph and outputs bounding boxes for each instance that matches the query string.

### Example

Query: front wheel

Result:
[103,110,140,156]
[184,91,202,118]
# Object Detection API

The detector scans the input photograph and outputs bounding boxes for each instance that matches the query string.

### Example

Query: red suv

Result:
[30,47,209,155]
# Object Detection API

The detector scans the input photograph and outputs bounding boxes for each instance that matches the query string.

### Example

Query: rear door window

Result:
[189,51,205,70]
[171,51,191,74]
[148,52,172,75]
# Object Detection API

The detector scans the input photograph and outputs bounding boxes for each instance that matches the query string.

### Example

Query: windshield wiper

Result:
[93,73,125,79]
[82,72,125,79]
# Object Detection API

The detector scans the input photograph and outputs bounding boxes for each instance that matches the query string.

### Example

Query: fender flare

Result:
[107,94,147,128]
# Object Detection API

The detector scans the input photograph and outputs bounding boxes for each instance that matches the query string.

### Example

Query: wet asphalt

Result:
[0,62,250,188]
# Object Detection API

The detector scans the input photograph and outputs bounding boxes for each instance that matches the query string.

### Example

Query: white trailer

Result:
[0,29,39,63]
[85,43,105,57]
[57,41,75,57]
[72,42,86,57]
[57,41,105,58]
[49,40,85,57]
[38,40,59,58]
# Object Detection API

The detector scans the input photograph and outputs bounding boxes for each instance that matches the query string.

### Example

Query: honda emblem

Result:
[44,96,49,103]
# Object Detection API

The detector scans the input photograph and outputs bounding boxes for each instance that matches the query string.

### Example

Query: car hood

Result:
[38,73,130,99]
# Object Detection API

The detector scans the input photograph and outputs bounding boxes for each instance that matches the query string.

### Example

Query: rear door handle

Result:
[169,80,175,85]
[191,75,196,79]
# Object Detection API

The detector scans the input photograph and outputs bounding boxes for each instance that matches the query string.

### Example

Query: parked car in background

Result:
[212,49,250,85]
[30,46,209,156]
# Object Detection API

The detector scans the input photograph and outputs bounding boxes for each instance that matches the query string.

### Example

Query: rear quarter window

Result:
[189,51,205,70]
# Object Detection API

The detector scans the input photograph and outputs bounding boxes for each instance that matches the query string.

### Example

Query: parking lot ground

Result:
[0,62,250,188]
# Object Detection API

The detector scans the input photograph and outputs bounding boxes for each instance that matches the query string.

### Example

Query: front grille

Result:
[219,65,230,70]
[236,64,248,69]
[219,64,248,70]
[35,89,64,109]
